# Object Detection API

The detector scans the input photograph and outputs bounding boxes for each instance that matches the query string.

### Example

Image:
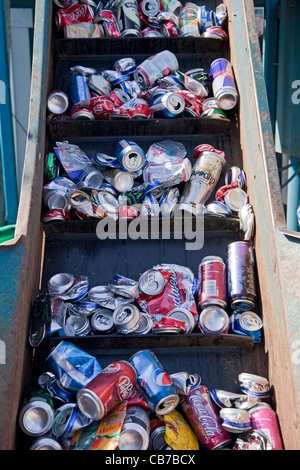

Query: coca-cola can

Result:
[56,3,95,30]
[77,361,137,420]
[128,103,153,119]
[249,404,284,450]
[198,256,227,309]
[161,20,179,37]
[94,10,121,37]
[180,385,231,450]
[109,89,130,107]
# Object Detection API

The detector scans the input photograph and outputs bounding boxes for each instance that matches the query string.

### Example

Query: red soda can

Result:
[77,361,137,420]
[128,103,153,119]
[198,256,227,309]
[94,10,121,37]
[161,21,179,37]
[126,383,151,412]
[249,404,284,450]
[118,205,140,219]
[180,385,231,450]
[56,3,94,30]
[139,0,163,25]
[80,96,116,118]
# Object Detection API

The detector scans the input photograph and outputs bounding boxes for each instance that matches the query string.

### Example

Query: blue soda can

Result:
[69,74,91,105]
[229,310,263,343]
[210,58,239,111]
[149,90,185,117]
[46,341,102,393]
[115,139,145,172]
[129,350,179,415]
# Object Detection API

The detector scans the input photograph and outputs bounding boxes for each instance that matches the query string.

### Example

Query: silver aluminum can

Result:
[135,313,154,334]
[117,0,141,37]
[47,273,74,296]
[47,90,69,115]
[138,268,165,295]
[238,373,270,398]
[150,91,185,117]
[30,436,63,450]
[65,315,91,336]
[219,408,252,433]
[113,303,141,334]
[104,168,134,193]
[119,406,150,450]
[179,5,200,37]
[224,187,248,213]
[199,306,229,334]
[88,285,112,303]
[91,308,115,333]
[88,74,111,97]
[180,150,226,211]
[19,391,55,437]
[44,190,69,210]
[134,50,179,89]
[53,0,79,8]
[115,139,145,172]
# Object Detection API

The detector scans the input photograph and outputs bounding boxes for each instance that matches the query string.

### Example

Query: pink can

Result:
[249,404,284,450]
[180,385,231,450]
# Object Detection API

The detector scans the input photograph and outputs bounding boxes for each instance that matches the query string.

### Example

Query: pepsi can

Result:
[129,350,179,415]
[69,74,91,105]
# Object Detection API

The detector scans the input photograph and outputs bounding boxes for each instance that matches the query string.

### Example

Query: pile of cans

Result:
[54,0,228,40]
[47,53,239,122]
[30,243,262,343]
[19,345,283,450]
[42,140,255,239]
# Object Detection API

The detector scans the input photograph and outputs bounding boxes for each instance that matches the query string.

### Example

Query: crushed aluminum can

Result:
[94,189,119,220]
[88,74,111,97]
[230,310,263,343]
[175,71,208,98]
[80,96,116,119]
[114,57,137,74]
[210,58,239,111]
[170,372,201,396]
[38,371,75,403]
[210,389,260,410]
[119,406,150,451]
[115,139,146,172]
[47,90,69,115]
[166,307,196,333]
[77,169,104,190]
[69,190,95,219]
[128,102,153,119]
[202,26,228,40]
[149,90,185,117]
[117,0,141,37]
[219,408,252,433]
[134,50,179,89]
[201,107,228,119]
[206,201,232,217]
[238,373,270,399]
[141,27,163,37]
[198,306,230,334]
[48,273,75,296]
[233,430,272,451]
[160,20,179,37]
[138,268,166,296]
[109,274,140,299]
[44,190,69,211]
[113,303,141,334]
[30,436,64,450]
[49,297,68,336]
[159,187,179,215]
[42,209,71,223]
[19,390,55,437]
[224,187,248,214]
[139,0,163,24]
[141,194,160,217]
[109,88,130,107]
[239,203,255,241]
[70,107,95,120]
[104,168,134,193]
[91,308,115,334]
[88,285,112,303]
[56,3,95,30]
[135,313,154,334]
[66,299,100,316]
[55,275,89,302]
[52,403,93,438]
[93,153,120,169]
[69,73,91,105]
[118,205,140,220]
[94,9,121,37]
[152,316,187,333]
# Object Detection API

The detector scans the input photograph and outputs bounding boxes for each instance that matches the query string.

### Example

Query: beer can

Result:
[179,5,200,37]
[47,90,69,115]
[113,303,141,334]
[150,91,185,117]
[134,50,179,89]
[230,310,263,342]
[46,341,102,393]
[179,150,226,211]
[180,385,231,450]
[30,436,63,450]
[219,408,252,433]
[249,404,284,450]
[77,361,137,420]
[65,314,91,336]
[199,306,229,334]
[198,256,227,309]
[118,406,150,450]
[115,139,145,172]
[104,168,134,193]
[227,241,257,310]
[19,390,55,437]
[117,0,141,37]
[210,58,239,111]
[129,350,180,415]
[69,74,91,105]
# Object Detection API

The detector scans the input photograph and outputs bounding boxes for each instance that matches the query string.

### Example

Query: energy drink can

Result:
[134,50,179,89]
[227,241,257,310]
[117,0,141,37]
[77,361,137,420]
[198,256,227,309]
[129,350,179,415]
[210,58,239,110]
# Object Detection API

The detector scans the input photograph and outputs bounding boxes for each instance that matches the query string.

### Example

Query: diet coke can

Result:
[198,256,227,309]
[249,404,284,450]
[180,385,231,450]
[77,361,137,420]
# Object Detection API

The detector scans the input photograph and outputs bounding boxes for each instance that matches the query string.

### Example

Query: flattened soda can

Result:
[129,350,179,415]
[230,310,263,342]
[210,58,239,111]
[227,241,257,310]
[198,256,227,309]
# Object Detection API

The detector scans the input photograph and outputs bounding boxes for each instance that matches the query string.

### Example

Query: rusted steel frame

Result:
[0,0,51,449]
[226,0,300,449]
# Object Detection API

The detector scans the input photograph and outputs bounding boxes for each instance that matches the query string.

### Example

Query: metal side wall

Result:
[227,0,300,450]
